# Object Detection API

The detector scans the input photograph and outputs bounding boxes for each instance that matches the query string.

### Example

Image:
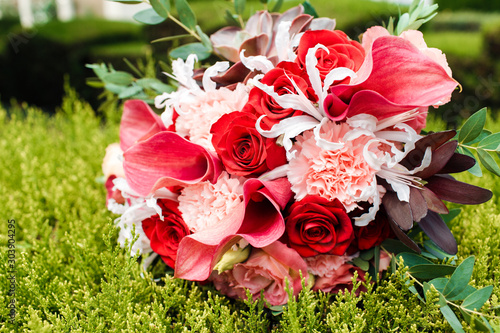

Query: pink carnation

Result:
[178,172,244,232]
[175,83,248,150]
[287,121,377,211]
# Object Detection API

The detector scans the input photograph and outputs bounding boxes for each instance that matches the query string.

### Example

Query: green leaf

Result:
[443,256,475,299]
[374,246,380,277]
[447,285,476,302]
[196,25,212,51]
[105,83,127,94]
[352,257,370,271]
[302,1,318,18]
[409,285,425,302]
[86,63,109,80]
[429,277,449,293]
[234,0,246,15]
[423,240,457,261]
[86,78,105,89]
[381,239,418,255]
[360,248,375,261]
[224,9,240,26]
[478,132,500,151]
[457,146,482,177]
[271,0,284,12]
[458,107,487,144]
[170,42,211,61]
[136,78,174,93]
[477,149,500,177]
[441,208,462,225]
[440,304,466,333]
[467,129,492,145]
[103,71,134,86]
[150,0,170,18]
[152,34,192,43]
[459,309,493,332]
[133,8,166,25]
[118,85,143,99]
[175,0,197,30]
[108,0,143,3]
[397,252,433,268]
[409,264,456,280]
[269,305,284,316]
[462,286,493,311]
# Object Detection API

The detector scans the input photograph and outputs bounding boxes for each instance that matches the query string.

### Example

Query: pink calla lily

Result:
[174,177,293,281]
[123,132,223,197]
[120,100,166,152]
[327,36,458,131]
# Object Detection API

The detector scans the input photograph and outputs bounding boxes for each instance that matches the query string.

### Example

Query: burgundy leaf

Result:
[400,130,456,170]
[415,141,457,179]
[383,191,413,230]
[418,211,457,255]
[420,187,449,214]
[437,153,476,174]
[388,217,421,253]
[211,61,251,87]
[425,175,493,205]
[409,187,428,222]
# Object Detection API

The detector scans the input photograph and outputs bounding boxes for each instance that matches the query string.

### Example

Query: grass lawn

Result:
[0,89,499,332]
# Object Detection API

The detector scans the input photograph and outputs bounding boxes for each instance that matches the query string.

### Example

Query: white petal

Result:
[239,50,274,73]
[203,61,230,91]
[275,20,293,62]
[258,164,289,181]
[313,118,344,151]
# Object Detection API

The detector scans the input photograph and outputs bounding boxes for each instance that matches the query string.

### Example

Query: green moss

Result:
[0,89,499,331]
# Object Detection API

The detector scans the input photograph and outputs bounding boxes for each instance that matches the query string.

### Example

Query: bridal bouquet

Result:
[96,0,499,329]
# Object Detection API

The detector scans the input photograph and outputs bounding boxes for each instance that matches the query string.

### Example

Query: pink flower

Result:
[305,254,364,293]
[102,143,125,180]
[175,83,249,150]
[178,172,244,232]
[211,241,308,306]
[287,121,377,212]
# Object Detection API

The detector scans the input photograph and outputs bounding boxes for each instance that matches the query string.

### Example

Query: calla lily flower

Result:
[174,177,293,281]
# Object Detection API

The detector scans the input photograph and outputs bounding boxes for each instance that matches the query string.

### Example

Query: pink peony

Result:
[305,254,364,293]
[178,172,244,232]
[287,121,377,212]
[212,241,308,306]
[175,83,249,150]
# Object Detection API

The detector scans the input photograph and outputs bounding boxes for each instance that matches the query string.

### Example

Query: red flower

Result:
[295,30,365,81]
[285,196,354,257]
[211,111,286,177]
[352,213,394,251]
[142,200,191,268]
[243,62,316,130]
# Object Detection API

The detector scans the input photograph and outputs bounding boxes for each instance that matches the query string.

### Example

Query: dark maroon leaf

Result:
[420,187,449,214]
[388,218,421,253]
[400,130,456,170]
[426,175,493,204]
[415,141,457,179]
[418,211,457,255]
[409,187,428,222]
[288,14,314,35]
[383,191,413,230]
[437,152,476,174]
[240,34,270,57]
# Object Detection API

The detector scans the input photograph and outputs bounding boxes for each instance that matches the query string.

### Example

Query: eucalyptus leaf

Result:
[271,0,284,12]
[459,309,492,332]
[441,208,462,225]
[443,256,475,299]
[234,0,246,15]
[458,108,487,144]
[440,304,466,333]
[447,285,477,302]
[103,72,134,86]
[150,0,170,18]
[462,286,493,311]
[428,277,449,293]
[175,0,197,30]
[381,239,418,255]
[477,149,500,177]
[224,9,241,26]
[423,240,457,261]
[86,78,105,89]
[409,264,456,280]
[467,129,492,145]
[169,42,211,61]
[196,25,213,51]
[409,285,425,302]
[397,252,433,268]
[360,248,375,261]
[457,146,482,177]
[352,257,370,271]
[86,63,109,80]
[133,8,166,25]
[374,246,380,277]
[118,85,143,99]
[105,83,127,94]
[302,1,318,18]
[478,132,500,151]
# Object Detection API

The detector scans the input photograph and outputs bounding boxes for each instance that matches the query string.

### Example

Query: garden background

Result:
[0,0,499,331]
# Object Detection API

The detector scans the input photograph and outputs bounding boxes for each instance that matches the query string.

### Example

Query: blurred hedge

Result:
[437,0,500,12]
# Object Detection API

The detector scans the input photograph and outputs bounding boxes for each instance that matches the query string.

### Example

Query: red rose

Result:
[295,30,365,81]
[243,62,316,130]
[352,212,395,251]
[285,196,354,257]
[142,200,190,268]
[211,111,286,177]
